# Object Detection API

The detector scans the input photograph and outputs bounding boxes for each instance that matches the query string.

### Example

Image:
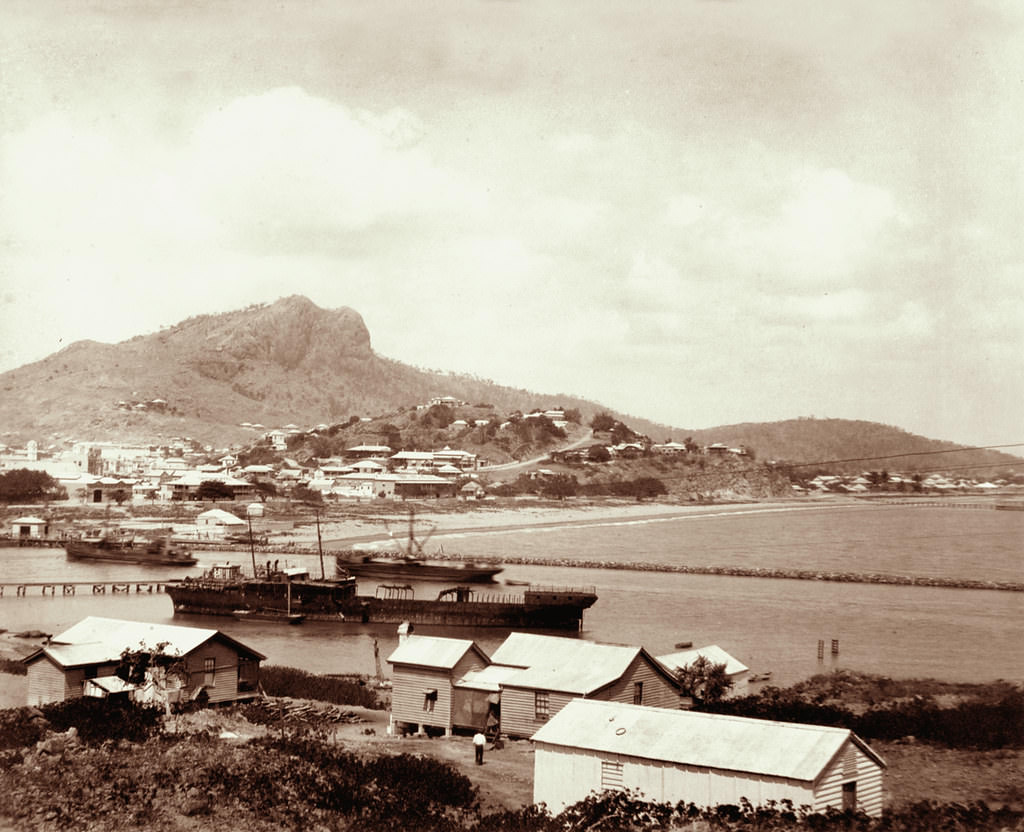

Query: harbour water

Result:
[1,502,1021,688]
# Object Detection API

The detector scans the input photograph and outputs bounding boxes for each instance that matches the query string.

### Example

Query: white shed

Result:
[532,699,886,817]
[11,516,49,539]
[195,508,246,532]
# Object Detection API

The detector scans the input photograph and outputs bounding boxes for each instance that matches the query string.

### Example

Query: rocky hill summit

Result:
[0,296,644,446]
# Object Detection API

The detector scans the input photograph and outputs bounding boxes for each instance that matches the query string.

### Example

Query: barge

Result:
[165,563,597,630]
[66,533,197,566]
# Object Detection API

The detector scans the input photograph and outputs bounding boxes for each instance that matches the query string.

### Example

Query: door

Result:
[842,781,857,811]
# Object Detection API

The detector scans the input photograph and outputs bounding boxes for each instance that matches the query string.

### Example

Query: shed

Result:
[196,508,246,532]
[23,617,266,709]
[532,699,886,816]
[387,635,490,735]
[656,644,750,698]
[11,516,49,539]
[496,637,680,738]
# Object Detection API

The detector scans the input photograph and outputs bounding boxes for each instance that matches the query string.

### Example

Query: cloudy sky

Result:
[2,1,1022,447]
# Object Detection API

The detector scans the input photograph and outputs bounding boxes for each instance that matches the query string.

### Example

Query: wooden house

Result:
[491,634,680,739]
[532,699,886,816]
[23,617,265,708]
[387,635,490,735]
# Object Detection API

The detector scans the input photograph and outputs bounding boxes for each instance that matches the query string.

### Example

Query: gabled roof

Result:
[656,644,749,676]
[531,699,885,782]
[196,508,246,525]
[501,642,654,695]
[386,635,489,670]
[489,632,590,668]
[24,617,266,669]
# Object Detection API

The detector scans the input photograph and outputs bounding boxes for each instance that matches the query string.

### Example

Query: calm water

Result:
[1,503,1021,688]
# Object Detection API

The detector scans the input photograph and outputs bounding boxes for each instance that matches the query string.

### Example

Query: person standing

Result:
[473,731,486,765]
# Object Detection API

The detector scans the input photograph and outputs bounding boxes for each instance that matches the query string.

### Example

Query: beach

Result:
[291,496,828,549]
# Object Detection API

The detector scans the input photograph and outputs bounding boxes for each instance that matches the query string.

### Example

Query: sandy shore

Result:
[294,497,831,549]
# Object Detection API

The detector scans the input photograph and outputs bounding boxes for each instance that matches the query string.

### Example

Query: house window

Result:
[203,658,216,687]
[534,691,550,721]
[633,681,643,705]
[600,760,624,791]
[423,689,437,712]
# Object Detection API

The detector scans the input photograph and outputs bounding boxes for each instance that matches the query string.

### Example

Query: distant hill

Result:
[681,419,1022,475]
[0,296,670,447]
[0,296,1020,477]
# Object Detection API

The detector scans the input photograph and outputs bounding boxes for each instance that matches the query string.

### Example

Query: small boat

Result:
[674,640,693,649]
[233,609,305,625]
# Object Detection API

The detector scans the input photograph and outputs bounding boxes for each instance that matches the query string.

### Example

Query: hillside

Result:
[682,418,1023,475]
[0,296,671,447]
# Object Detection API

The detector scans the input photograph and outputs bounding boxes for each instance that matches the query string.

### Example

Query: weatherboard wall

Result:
[391,651,488,733]
[533,745,815,814]
[812,739,885,817]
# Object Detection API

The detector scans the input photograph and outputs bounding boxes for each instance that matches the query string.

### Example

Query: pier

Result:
[0,580,179,598]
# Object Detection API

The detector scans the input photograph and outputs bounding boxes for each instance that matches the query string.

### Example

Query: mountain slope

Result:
[0,296,665,446]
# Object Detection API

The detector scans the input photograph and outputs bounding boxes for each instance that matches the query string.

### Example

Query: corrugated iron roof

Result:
[456,664,523,692]
[531,699,885,782]
[656,644,749,676]
[386,635,488,670]
[33,617,265,668]
[502,642,643,694]
[489,632,592,668]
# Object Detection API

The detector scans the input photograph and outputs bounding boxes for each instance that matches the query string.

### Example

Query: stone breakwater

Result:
[235,542,1024,593]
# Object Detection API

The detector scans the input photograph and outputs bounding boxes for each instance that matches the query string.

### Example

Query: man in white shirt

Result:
[473,731,486,765]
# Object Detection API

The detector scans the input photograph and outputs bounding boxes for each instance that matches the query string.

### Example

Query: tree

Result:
[195,479,235,501]
[541,474,578,501]
[292,484,324,505]
[116,640,191,715]
[587,444,611,463]
[590,411,616,432]
[0,469,65,503]
[254,481,278,502]
[675,655,733,705]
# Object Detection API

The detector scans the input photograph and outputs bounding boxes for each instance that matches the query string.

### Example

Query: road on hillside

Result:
[478,429,594,475]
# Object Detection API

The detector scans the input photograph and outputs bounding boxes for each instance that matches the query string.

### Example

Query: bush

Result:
[258,665,382,709]
[0,698,163,750]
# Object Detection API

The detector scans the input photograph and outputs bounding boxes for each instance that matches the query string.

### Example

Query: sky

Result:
[2,1,1023,448]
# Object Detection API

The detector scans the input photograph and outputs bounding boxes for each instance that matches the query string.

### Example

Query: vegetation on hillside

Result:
[0,697,1019,831]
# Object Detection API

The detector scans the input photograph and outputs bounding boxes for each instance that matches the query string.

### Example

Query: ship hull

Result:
[65,539,197,567]
[338,559,503,583]
[166,579,595,630]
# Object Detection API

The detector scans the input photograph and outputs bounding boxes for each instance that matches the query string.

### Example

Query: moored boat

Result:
[65,532,197,566]
[336,553,503,583]
[233,609,305,624]
[165,562,596,629]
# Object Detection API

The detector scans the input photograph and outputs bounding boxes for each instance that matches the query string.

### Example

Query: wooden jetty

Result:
[0,579,180,597]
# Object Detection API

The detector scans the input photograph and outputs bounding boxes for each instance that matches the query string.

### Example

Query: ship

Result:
[334,507,504,583]
[165,562,597,630]
[336,552,503,583]
[65,531,198,566]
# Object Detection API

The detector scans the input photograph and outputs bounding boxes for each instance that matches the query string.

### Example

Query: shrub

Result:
[258,665,382,709]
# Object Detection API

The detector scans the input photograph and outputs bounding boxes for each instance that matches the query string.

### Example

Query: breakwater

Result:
[234,542,1024,592]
